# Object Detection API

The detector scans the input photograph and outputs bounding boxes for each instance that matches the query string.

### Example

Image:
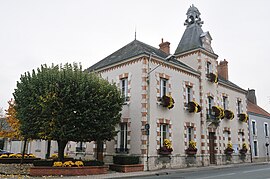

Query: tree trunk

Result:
[45,140,51,159]
[20,138,27,165]
[96,140,104,161]
[57,140,68,161]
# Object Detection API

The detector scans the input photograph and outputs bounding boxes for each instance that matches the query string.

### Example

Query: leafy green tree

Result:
[13,63,123,161]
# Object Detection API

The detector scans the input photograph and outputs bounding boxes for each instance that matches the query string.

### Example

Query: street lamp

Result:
[145,54,175,171]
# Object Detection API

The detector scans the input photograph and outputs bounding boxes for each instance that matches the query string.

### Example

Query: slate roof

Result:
[247,100,270,118]
[218,76,246,93]
[86,39,198,74]
[174,23,204,55]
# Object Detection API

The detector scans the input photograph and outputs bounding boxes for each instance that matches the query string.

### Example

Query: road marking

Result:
[242,168,270,173]
[196,173,236,179]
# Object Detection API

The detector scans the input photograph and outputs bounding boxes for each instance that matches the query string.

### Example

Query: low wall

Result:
[0,164,32,175]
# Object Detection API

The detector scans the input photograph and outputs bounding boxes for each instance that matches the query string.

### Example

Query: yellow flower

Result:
[227,142,233,149]
[189,140,196,149]
[164,139,172,149]
[75,161,84,167]
[0,154,8,158]
[28,154,36,158]
[51,153,58,158]
[53,161,63,167]
[242,143,247,149]
[63,161,75,167]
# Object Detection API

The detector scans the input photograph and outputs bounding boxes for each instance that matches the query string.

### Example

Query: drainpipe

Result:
[146,54,152,171]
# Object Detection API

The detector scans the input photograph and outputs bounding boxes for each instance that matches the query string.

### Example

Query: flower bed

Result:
[30,166,108,176]
[30,159,107,176]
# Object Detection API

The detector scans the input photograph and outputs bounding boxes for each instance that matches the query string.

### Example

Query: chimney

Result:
[159,38,170,54]
[217,59,228,80]
[247,89,257,105]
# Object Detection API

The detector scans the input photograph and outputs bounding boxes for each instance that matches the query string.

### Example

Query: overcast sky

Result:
[1,0,270,113]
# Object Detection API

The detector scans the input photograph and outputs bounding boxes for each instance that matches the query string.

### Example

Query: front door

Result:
[209,132,216,164]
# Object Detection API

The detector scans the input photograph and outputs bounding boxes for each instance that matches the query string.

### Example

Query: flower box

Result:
[224,148,234,155]
[238,113,248,123]
[109,164,144,173]
[239,148,248,155]
[29,166,108,176]
[185,148,197,155]
[224,110,234,120]
[185,101,201,113]
[206,73,218,83]
[160,95,175,109]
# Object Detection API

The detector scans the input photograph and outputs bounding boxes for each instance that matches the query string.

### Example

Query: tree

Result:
[13,63,123,161]
[0,100,21,139]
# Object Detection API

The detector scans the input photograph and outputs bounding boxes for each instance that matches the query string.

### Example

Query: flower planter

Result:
[224,149,234,155]
[29,166,108,176]
[160,95,175,109]
[109,164,144,173]
[158,151,172,155]
[206,73,218,83]
[186,101,201,113]
[224,110,234,120]
[239,149,248,155]
[185,149,197,155]
[0,158,41,164]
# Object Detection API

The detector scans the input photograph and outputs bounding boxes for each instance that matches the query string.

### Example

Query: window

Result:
[186,86,193,103]
[206,62,212,74]
[239,132,244,147]
[160,124,168,147]
[187,127,194,142]
[223,96,228,110]
[207,96,214,116]
[264,123,269,137]
[76,142,86,152]
[224,131,229,146]
[117,123,128,152]
[121,78,128,101]
[237,100,242,114]
[252,120,256,136]
[254,140,258,156]
[160,78,168,97]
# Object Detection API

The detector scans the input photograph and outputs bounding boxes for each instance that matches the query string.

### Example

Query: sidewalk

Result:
[88,162,269,179]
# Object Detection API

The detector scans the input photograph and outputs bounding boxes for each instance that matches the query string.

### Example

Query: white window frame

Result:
[186,86,193,103]
[117,122,128,151]
[223,96,228,110]
[187,127,194,142]
[252,120,257,136]
[121,78,128,101]
[36,139,42,152]
[224,131,229,148]
[239,132,244,147]
[160,124,168,147]
[237,100,242,115]
[160,78,168,97]
[264,122,269,137]
[208,96,214,116]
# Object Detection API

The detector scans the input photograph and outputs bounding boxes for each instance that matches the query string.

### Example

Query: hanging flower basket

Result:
[224,110,234,120]
[212,106,225,119]
[206,73,218,83]
[238,113,248,123]
[161,95,175,109]
[186,101,201,113]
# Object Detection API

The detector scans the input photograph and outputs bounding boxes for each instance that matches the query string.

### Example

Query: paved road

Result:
[136,163,270,179]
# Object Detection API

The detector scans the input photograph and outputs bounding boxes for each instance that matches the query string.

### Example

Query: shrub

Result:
[33,159,54,166]
[83,160,104,166]
[113,155,140,165]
